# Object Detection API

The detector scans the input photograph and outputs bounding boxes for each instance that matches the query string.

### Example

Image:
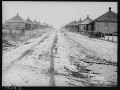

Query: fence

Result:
[80,31,117,42]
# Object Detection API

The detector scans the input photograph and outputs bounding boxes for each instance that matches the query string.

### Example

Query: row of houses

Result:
[65,7,117,35]
[3,13,50,30]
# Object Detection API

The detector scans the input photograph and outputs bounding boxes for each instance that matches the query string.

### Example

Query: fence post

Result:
[104,33,105,40]
[108,31,109,41]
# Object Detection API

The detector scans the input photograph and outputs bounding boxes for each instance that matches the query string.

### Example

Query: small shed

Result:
[5,13,27,30]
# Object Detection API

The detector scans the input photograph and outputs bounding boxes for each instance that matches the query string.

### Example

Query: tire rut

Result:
[49,34,58,86]
[3,35,50,72]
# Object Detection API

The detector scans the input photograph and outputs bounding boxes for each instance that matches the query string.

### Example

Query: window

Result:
[105,22,108,30]
[6,25,9,27]
[84,26,86,30]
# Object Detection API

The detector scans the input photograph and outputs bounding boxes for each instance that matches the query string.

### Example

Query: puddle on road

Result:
[86,64,117,81]
[49,35,58,86]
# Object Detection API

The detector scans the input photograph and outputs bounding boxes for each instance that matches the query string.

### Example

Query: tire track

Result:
[2,32,56,86]
[3,35,50,72]
[49,34,58,86]
[63,33,117,66]
[62,33,117,86]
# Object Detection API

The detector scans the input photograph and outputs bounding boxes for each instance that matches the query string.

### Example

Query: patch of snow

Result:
[2,31,52,71]
[66,32,117,62]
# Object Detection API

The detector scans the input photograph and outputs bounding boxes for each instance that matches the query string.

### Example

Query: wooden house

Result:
[5,13,27,30]
[25,17,34,30]
[79,15,92,34]
[76,18,82,33]
[89,7,117,35]
[33,19,38,30]
[68,20,78,32]
[37,21,41,29]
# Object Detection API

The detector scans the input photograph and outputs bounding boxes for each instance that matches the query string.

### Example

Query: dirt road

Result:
[2,30,117,86]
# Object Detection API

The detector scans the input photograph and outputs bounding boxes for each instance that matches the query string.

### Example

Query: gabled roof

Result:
[93,7,117,22]
[80,15,92,24]
[25,17,34,24]
[75,18,83,25]
[69,20,77,25]
[37,22,41,25]
[41,23,47,26]
[33,19,38,25]
[6,13,26,23]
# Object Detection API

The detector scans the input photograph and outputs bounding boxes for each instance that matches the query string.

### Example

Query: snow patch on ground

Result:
[2,31,56,86]
[2,31,52,71]
[66,32,117,62]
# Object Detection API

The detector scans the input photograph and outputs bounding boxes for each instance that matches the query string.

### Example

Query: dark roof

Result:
[75,18,83,25]
[69,20,78,25]
[33,19,38,25]
[37,22,41,24]
[80,15,92,24]
[25,17,34,24]
[93,7,117,22]
[6,13,26,23]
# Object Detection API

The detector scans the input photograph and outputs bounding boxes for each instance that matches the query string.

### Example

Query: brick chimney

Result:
[80,18,82,21]
[109,7,111,11]
[87,15,89,18]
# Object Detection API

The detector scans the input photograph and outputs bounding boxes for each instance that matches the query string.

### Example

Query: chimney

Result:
[28,17,29,19]
[109,7,111,11]
[17,13,18,16]
[87,15,89,18]
[80,18,82,21]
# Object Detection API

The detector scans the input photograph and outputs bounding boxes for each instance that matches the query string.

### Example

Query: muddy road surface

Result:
[2,30,117,87]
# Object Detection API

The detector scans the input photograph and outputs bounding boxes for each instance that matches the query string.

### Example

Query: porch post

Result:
[112,32,114,41]
[108,30,109,41]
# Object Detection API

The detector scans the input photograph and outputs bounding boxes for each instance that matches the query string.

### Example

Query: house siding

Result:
[6,22,26,30]
[87,24,91,31]
[31,24,35,30]
[95,22,117,33]
[80,25,86,31]
[108,22,117,33]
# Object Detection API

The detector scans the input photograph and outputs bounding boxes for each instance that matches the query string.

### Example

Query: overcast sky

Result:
[2,1,117,30]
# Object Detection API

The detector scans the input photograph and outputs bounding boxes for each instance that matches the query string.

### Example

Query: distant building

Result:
[89,7,117,34]
[33,19,38,30]
[79,15,92,33]
[37,21,41,29]
[76,18,83,33]
[68,20,78,32]
[40,23,49,29]
[25,17,35,30]
[5,13,27,30]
